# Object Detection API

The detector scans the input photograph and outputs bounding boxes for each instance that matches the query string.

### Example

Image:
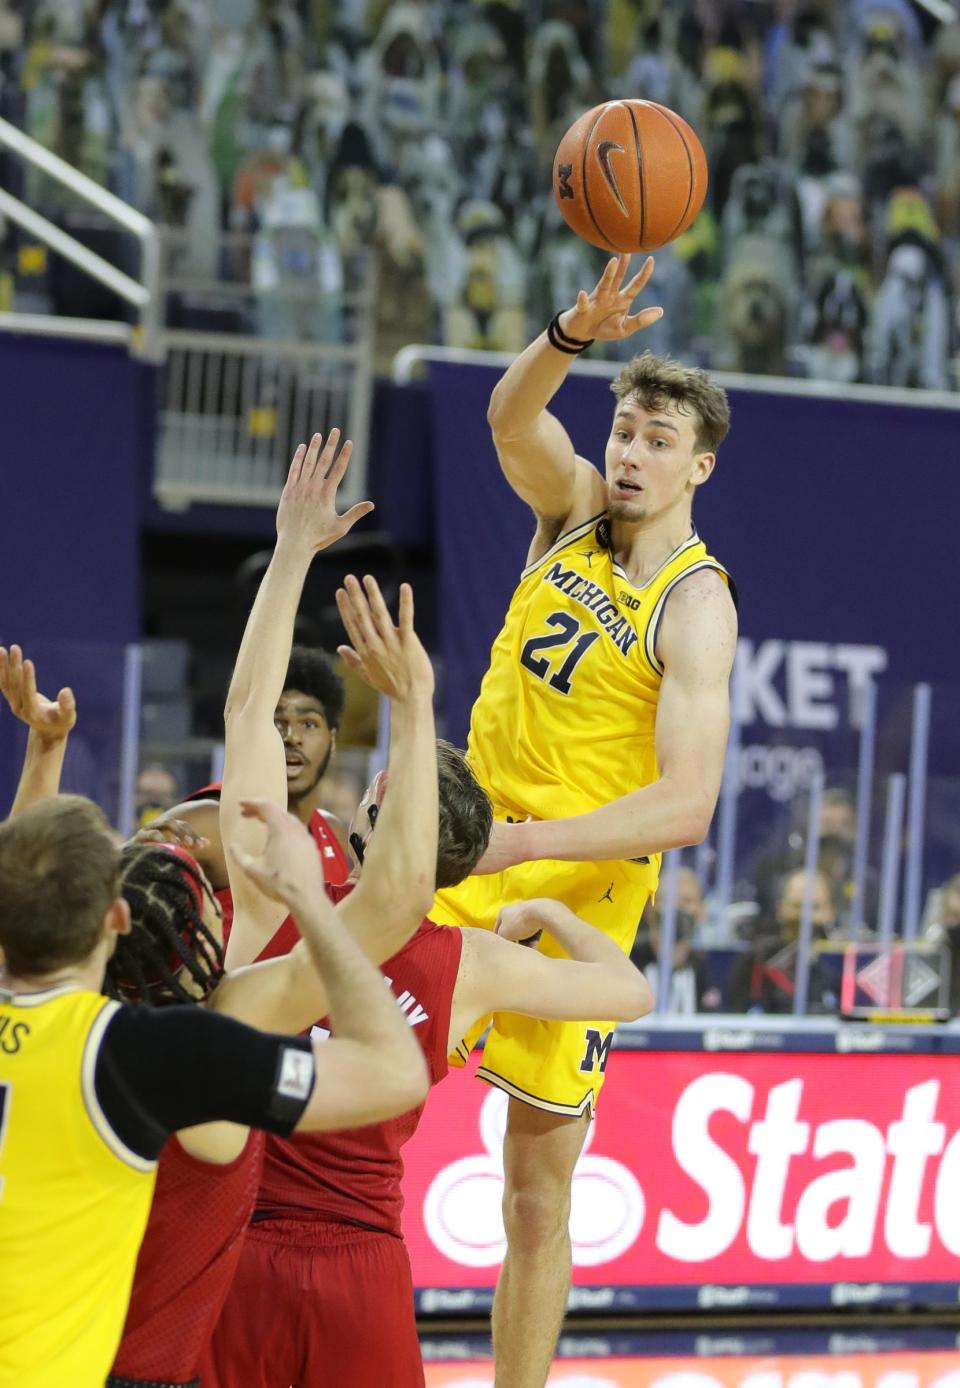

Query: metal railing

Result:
[155,317,375,510]
[0,116,160,358]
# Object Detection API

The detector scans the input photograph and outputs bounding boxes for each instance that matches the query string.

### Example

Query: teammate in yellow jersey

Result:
[0,783,429,1388]
[433,253,739,1388]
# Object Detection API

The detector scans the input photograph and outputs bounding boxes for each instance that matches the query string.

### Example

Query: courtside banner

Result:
[422,1350,960,1388]
[402,1051,960,1313]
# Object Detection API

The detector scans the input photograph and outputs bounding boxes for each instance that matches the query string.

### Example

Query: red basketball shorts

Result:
[200,1216,424,1388]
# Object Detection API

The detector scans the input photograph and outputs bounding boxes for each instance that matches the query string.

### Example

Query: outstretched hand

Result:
[276,429,375,554]
[0,645,76,740]
[229,798,327,907]
[558,254,663,343]
[335,576,434,702]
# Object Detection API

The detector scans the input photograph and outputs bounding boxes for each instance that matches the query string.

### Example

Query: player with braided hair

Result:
[110,844,224,1006]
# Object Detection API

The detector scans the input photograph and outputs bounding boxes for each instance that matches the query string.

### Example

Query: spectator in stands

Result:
[728,866,840,1014]
[872,193,952,391]
[924,872,960,1011]
[754,785,878,931]
[441,199,526,353]
[135,763,179,830]
[630,901,722,1016]
[6,0,958,394]
[933,73,960,239]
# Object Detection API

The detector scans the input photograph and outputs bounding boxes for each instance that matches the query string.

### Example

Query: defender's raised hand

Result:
[276,429,374,554]
[558,253,663,343]
[0,645,76,740]
[335,577,434,703]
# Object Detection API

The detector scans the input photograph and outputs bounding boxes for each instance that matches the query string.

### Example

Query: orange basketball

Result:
[552,99,707,253]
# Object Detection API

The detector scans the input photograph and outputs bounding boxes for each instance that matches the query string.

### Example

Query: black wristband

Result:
[547,312,594,354]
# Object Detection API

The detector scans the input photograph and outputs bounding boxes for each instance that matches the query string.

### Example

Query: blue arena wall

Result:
[0,333,151,815]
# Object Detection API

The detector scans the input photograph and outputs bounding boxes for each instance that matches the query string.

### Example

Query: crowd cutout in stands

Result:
[0,0,957,387]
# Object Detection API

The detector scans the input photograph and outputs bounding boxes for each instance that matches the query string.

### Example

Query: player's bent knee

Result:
[502,1182,571,1247]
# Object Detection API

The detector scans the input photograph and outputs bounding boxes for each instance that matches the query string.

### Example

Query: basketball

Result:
[552,99,707,254]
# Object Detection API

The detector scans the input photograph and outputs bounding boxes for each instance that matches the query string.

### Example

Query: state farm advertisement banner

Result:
[422,1351,960,1388]
[401,1052,960,1311]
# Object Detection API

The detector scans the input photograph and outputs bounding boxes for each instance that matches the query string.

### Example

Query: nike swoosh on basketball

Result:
[596,140,628,215]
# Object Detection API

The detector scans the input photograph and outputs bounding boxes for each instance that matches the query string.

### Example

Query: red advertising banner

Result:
[401,1050,960,1308]
[422,1350,960,1388]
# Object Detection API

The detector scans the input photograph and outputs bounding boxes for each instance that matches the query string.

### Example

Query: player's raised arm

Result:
[450,898,653,1042]
[0,645,76,818]
[487,254,663,529]
[476,568,736,869]
[212,578,438,1034]
[221,430,374,967]
[332,576,438,937]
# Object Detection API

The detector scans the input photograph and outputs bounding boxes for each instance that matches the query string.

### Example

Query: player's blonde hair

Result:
[611,351,730,454]
[0,796,119,973]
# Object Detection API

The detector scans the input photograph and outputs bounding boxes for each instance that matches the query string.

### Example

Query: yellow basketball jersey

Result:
[0,985,157,1388]
[467,513,732,843]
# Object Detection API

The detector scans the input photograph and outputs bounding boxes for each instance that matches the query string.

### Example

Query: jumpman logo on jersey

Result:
[598,883,615,904]
[580,548,597,568]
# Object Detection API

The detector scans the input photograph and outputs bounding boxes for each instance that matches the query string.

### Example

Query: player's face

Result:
[275,691,335,803]
[604,398,714,524]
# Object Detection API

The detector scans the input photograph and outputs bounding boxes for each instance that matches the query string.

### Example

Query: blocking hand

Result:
[0,645,76,740]
[276,429,375,554]
[335,577,434,703]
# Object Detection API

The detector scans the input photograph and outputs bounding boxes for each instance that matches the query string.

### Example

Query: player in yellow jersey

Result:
[0,787,429,1388]
[433,253,739,1388]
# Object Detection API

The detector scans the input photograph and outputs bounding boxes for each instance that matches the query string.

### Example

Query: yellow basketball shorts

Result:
[433,853,654,1118]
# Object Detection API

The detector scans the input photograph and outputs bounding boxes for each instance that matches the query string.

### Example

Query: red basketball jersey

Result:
[111,1129,265,1382]
[256,913,463,1236]
[187,783,351,948]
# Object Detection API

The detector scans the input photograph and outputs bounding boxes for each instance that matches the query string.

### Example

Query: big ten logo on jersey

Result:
[423,1088,644,1268]
[618,590,641,611]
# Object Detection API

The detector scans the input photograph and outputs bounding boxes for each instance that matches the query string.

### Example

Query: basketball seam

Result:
[581,107,616,252]
[623,102,645,249]
[648,102,696,243]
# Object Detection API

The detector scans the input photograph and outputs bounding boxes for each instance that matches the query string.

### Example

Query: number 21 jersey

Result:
[467,512,733,828]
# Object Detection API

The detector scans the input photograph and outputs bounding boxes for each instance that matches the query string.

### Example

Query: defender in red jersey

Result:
[0,438,439,1388]
[137,639,353,933]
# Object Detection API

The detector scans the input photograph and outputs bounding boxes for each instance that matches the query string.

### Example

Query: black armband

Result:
[547,312,594,355]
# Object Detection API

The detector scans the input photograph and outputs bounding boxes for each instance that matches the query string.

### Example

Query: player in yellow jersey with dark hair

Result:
[433,253,739,1388]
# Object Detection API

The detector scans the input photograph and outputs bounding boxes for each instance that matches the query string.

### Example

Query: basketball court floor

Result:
[419,1326,960,1386]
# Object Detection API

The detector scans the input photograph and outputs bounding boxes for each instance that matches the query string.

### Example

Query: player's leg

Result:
[200,1226,300,1388]
[493,1098,590,1388]
[298,1226,424,1388]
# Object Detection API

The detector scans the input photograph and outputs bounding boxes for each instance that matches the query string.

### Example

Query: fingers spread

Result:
[625,306,664,332]
[336,644,363,673]
[304,432,325,479]
[324,434,352,486]
[286,443,307,490]
[338,574,378,651]
[362,575,394,642]
[341,500,375,531]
